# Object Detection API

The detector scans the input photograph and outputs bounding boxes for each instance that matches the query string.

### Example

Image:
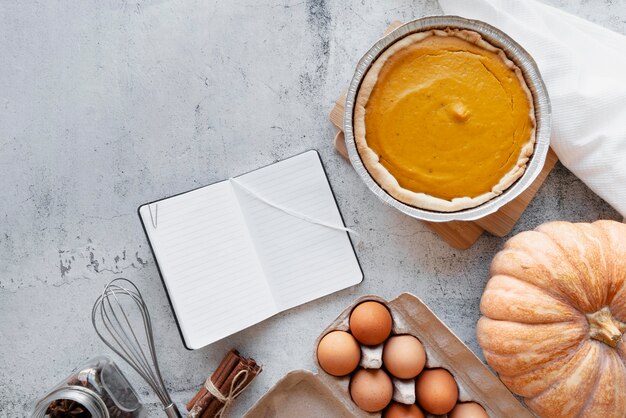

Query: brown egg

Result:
[349,301,393,345]
[449,402,489,418]
[384,402,425,418]
[317,330,361,376]
[415,368,458,414]
[350,368,393,412]
[383,335,426,379]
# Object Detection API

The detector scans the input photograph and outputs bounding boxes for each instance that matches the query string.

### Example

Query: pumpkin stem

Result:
[586,307,626,348]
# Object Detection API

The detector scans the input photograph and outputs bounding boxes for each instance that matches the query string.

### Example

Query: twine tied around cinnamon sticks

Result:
[203,369,248,417]
[187,349,261,418]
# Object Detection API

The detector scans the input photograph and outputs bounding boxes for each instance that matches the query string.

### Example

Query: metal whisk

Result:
[92,278,182,418]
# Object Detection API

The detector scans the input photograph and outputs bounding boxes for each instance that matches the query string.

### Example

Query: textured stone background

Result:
[1,0,624,416]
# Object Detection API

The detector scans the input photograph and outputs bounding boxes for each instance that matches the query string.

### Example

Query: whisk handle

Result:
[164,403,183,418]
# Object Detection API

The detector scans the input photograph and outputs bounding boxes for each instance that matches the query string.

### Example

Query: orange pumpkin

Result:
[477,220,626,418]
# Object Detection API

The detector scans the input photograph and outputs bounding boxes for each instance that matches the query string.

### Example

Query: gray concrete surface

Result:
[1,0,624,416]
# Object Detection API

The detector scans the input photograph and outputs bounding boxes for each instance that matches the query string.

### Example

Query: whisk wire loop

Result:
[97,285,155,388]
[105,285,160,390]
[92,278,181,417]
[115,293,160,393]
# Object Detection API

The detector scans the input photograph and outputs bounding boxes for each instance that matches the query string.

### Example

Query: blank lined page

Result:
[233,151,363,311]
[139,181,276,349]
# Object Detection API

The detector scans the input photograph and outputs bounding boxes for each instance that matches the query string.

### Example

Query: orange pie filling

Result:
[363,35,534,201]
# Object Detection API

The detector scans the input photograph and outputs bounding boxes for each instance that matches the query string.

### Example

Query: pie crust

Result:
[354,29,536,212]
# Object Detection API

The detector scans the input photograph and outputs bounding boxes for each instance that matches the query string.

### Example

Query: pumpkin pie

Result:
[354,29,536,212]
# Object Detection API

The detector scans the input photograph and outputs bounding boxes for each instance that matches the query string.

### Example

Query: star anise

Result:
[45,399,92,418]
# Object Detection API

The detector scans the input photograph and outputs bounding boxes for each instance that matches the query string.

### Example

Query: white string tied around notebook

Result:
[229,177,359,236]
[203,369,249,418]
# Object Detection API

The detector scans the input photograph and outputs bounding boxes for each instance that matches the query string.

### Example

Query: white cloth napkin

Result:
[439,0,626,217]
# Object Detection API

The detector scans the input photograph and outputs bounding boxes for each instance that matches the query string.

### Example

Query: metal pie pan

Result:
[343,16,551,222]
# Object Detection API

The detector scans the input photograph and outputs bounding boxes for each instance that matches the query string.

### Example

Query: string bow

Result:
[203,369,250,417]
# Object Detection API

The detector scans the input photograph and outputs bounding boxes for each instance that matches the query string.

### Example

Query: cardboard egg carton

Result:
[244,293,533,418]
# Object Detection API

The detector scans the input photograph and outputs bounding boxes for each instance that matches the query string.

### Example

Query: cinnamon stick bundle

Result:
[187,349,262,418]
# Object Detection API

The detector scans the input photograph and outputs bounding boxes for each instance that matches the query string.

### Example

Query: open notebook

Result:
[139,150,362,349]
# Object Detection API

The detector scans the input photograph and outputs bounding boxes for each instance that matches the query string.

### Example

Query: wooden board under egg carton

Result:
[330,21,559,249]
[243,293,533,418]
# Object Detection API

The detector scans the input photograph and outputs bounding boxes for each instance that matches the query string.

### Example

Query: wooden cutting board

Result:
[331,21,558,249]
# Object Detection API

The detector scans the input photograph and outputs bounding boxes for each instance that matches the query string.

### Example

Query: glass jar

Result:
[32,356,145,418]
